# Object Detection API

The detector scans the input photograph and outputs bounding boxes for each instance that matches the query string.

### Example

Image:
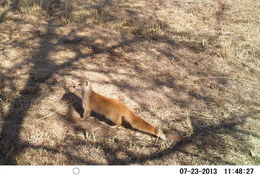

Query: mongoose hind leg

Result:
[111,116,122,129]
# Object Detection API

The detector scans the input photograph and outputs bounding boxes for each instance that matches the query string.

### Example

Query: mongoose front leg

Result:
[82,108,91,120]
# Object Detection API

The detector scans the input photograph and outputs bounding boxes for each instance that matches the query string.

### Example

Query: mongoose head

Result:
[73,78,91,91]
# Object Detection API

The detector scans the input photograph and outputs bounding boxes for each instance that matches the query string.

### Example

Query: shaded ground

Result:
[0,0,259,165]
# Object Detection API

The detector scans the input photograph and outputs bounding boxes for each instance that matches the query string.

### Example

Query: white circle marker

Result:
[73,167,80,175]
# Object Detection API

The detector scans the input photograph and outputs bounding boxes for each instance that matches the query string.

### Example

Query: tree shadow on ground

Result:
[104,110,260,165]
[0,18,57,164]
[13,110,258,165]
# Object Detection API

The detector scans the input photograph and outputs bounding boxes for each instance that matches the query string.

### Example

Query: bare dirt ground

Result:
[0,0,259,165]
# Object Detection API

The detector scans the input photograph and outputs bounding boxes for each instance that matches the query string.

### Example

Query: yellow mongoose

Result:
[80,79,166,140]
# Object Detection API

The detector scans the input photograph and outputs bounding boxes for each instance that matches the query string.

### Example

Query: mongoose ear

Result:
[85,80,92,87]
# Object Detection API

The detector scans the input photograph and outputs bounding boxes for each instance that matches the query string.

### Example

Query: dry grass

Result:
[0,0,259,165]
